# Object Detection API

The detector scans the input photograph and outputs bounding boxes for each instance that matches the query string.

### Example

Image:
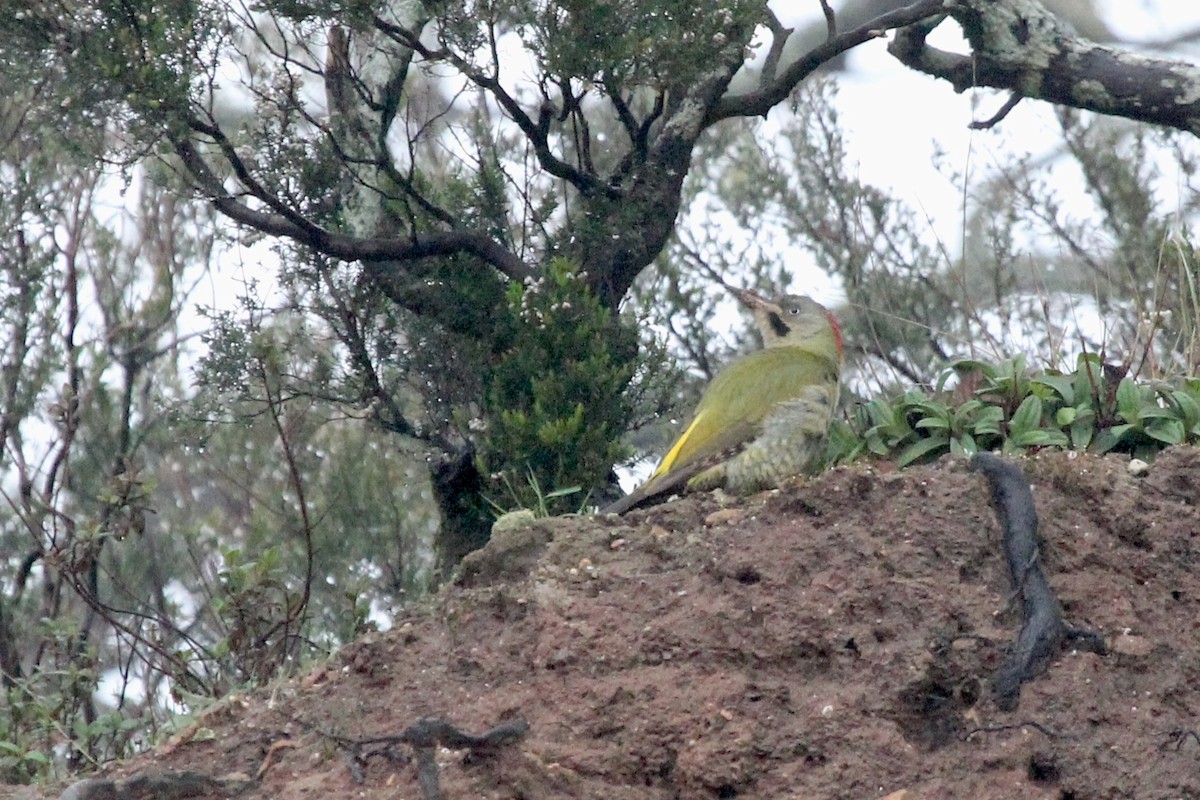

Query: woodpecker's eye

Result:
[788,306,801,315]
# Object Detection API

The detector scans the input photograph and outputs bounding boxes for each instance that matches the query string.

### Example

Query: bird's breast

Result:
[708,382,839,493]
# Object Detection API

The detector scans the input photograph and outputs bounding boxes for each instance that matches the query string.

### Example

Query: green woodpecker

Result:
[602,288,842,515]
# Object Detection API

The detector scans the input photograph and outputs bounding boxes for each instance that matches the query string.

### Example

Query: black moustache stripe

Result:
[768,312,790,339]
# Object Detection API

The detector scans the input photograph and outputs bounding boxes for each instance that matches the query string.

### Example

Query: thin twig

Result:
[819,0,837,40]
[970,93,1023,129]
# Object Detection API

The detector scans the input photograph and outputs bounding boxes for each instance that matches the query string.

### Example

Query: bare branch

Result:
[759,8,793,87]
[257,359,314,659]
[374,17,617,199]
[170,138,534,282]
[187,116,324,237]
[971,93,1024,130]
[819,0,837,41]
[607,89,641,153]
[612,91,666,183]
[709,0,949,123]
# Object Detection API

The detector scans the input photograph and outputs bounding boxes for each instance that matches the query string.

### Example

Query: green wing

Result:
[650,347,837,480]
[599,346,838,515]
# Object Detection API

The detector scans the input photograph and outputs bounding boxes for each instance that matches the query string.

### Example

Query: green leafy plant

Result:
[827,353,1200,467]
[484,466,587,519]
[213,546,303,685]
[0,627,146,783]
[0,739,50,784]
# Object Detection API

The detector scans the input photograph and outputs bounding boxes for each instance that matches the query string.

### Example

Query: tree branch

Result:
[187,114,336,236]
[374,17,617,199]
[889,0,1200,137]
[170,137,535,282]
[607,88,642,156]
[970,93,1024,129]
[709,0,949,123]
[594,34,752,305]
[611,91,665,183]
[818,0,838,41]
[759,8,793,87]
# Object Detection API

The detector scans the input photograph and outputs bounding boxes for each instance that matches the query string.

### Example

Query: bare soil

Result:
[19,448,1200,799]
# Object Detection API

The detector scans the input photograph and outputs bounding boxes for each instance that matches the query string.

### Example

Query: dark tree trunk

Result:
[429,448,493,580]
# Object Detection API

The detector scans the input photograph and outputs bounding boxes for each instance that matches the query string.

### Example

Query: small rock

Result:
[1111,632,1152,656]
[492,508,538,533]
[59,779,118,800]
[1127,458,1150,477]
[704,508,745,526]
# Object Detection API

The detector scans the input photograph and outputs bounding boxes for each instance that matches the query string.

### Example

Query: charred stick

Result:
[970,453,1069,710]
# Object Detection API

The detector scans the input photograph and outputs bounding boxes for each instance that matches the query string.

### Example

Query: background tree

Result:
[0,89,218,772]
[0,87,441,775]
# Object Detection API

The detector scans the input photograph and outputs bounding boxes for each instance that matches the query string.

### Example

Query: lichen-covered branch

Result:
[889,0,1200,137]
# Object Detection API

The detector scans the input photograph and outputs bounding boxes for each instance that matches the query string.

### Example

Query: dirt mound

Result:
[28,448,1200,799]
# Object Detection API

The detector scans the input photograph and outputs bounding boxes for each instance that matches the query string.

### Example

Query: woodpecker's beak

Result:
[729,287,781,316]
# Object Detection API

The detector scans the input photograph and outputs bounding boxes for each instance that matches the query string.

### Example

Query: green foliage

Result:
[485,468,586,519]
[190,304,443,656]
[471,260,641,514]
[0,737,50,785]
[827,353,1200,467]
[213,545,300,684]
[434,0,760,89]
[0,626,146,784]
[1,673,59,784]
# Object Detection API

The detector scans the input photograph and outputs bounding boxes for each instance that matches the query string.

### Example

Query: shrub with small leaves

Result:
[470,260,641,515]
[213,546,302,684]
